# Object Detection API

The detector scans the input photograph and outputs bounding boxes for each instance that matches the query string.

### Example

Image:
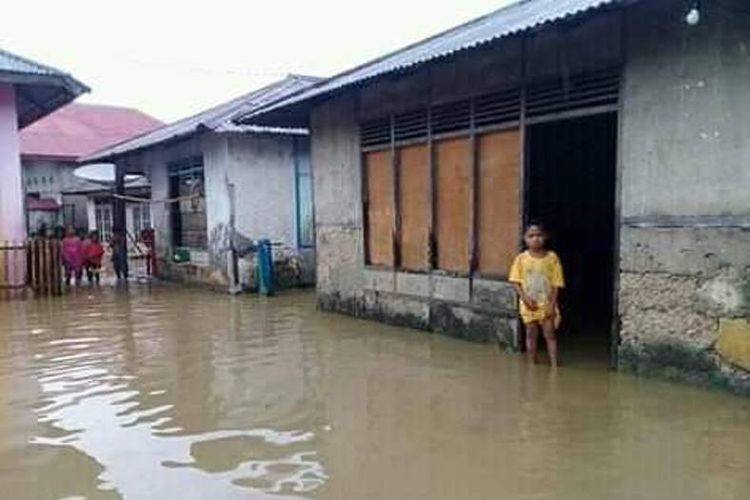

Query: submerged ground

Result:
[0,285,748,499]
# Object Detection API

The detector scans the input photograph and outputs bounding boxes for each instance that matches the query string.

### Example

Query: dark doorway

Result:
[526,112,618,358]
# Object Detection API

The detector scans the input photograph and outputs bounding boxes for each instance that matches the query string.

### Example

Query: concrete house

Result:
[83,75,321,290]
[0,48,87,244]
[19,102,162,236]
[238,0,750,393]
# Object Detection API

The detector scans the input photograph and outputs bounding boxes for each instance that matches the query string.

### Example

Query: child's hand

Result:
[544,303,556,320]
[523,295,538,311]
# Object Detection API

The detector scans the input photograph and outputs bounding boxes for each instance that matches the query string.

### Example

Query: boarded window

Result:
[398,144,430,271]
[435,137,472,273]
[477,130,521,276]
[365,150,394,266]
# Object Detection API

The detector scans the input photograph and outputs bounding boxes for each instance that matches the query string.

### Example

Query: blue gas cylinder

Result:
[257,239,274,296]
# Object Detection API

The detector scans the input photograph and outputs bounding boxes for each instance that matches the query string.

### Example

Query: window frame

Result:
[167,156,207,250]
[293,138,315,249]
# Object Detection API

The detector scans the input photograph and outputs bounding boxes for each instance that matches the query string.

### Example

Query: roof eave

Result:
[237,0,637,126]
[5,71,90,129]
[79,126,203,164]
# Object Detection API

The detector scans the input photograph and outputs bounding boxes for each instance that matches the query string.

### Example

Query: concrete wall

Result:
[131,131,312,291]
[206,134,296,266]
[617,0,750,393]
[203,132,312,289]
[311,95,519,346]
[135,133,228,287]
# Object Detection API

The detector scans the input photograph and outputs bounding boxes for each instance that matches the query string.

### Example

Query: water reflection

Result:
[0,285,748,499]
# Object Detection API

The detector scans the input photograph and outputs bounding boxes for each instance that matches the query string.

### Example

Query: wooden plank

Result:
[398,144,431,271]
[477,129,521,277]
[1,241,6,300]
[1,241,6,288]
[364,150,395,266]
[53,240,61,295]
[44,239,51,296]
[435,136,472,273]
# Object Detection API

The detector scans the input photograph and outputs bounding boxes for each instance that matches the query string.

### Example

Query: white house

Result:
[82,75,321,291]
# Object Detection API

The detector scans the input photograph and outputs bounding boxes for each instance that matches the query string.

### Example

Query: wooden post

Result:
[44,239,52,297]
[1,240,6,301]
[113,162,129,279]
[27,240,33,295]
[55,239,62,295]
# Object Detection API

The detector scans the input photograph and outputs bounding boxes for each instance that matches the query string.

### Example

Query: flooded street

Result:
[0,285,748,500]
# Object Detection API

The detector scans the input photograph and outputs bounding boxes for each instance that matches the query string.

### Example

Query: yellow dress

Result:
[509,251,565,327]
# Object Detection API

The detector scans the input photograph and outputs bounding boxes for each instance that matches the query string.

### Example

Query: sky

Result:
[1,0,515,123]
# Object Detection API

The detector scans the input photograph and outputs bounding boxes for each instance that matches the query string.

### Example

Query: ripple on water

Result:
[2,286,750,500]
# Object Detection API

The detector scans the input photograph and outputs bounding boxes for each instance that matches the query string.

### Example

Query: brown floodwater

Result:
[0,285,749,499]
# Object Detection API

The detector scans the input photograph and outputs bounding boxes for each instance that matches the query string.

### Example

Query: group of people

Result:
[59,227,129,286]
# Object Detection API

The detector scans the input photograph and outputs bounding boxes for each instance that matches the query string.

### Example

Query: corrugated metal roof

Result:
[237,0,634,123]
[0,49,70,77]
[82,75,321,163]
[0,48,89,127]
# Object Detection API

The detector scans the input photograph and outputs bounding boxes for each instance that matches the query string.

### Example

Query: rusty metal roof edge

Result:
[236,0,639,124]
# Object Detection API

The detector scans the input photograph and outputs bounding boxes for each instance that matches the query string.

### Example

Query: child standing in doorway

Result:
[61,226,84,286]
[509,222,565,368]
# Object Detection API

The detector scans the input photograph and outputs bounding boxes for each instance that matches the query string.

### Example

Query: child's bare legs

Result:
[542,318,558,368]
[525,322,541,364]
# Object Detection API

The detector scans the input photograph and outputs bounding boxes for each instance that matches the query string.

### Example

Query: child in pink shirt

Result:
[61,226,84,286]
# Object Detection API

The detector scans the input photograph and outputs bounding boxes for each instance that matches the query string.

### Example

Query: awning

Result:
[26,197,60,212]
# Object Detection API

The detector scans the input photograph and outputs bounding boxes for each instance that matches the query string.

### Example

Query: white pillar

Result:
[0,84,25,242]
[86,197,97,231]
[126,202,134,236]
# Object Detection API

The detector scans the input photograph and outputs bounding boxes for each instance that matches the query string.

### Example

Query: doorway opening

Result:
[525,112,618,362]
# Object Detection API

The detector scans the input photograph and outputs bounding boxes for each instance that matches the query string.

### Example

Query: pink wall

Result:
[0,83,25,242]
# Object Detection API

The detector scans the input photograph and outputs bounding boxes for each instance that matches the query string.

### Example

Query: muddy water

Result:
[0,286,749,500]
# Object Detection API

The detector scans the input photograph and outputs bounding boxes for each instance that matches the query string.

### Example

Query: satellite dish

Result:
[74,163,144,186]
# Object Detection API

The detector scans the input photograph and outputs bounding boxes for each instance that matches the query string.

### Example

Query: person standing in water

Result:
[509,222,565,368]
[84,231,105,285]
[61,226,84,286]
[110,232,129,281]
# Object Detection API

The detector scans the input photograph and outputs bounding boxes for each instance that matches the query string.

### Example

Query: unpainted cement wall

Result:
[311,95,519,346]
[618,0,750,394]
[136,132,311,291]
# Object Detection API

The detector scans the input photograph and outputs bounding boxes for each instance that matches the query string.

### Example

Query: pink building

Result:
[0,48,87,243]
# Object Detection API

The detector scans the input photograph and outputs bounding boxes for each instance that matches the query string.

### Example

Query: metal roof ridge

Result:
[81,74,322,162]
[235,0,635,124]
